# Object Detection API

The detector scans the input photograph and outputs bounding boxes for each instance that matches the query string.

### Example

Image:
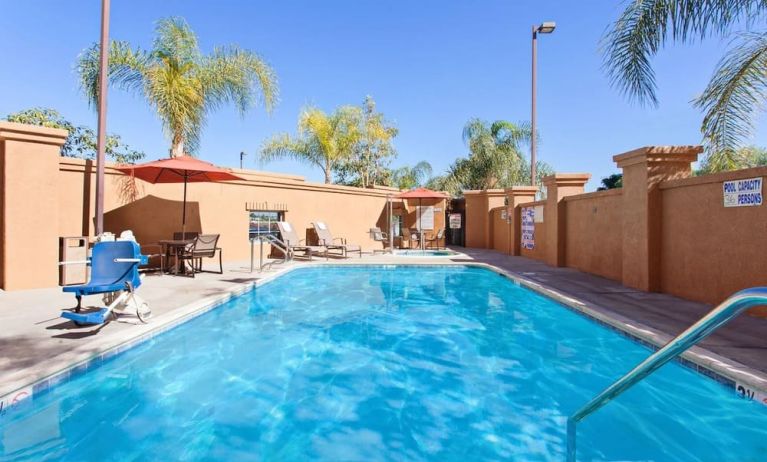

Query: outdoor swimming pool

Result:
[1,265,766,461]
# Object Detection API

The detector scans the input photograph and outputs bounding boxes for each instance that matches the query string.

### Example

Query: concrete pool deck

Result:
[1,248,766,405]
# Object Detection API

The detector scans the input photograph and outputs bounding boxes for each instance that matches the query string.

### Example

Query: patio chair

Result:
[425,228,445,249]
[60,241,150,325]
[405,228,420,249]
[312,221,362,259]
[177,234,223,276]
[277,222,326,260]
[369,227,389,254]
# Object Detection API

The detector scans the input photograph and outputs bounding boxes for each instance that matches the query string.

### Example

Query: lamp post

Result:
[240,151,247,169]
[94,0,110,235]
[531,21,555,187]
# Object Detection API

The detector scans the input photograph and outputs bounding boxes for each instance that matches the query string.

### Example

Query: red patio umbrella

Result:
[116,155,244,239]
[394,188,449,249]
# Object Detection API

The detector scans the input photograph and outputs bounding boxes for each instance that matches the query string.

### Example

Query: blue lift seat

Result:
[61,241,148,325]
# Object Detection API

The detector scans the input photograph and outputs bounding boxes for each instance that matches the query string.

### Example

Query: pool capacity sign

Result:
[723,177,762,207]
[521,207,535,250]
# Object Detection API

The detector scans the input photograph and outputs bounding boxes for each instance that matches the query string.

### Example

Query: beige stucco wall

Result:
[0,123,68,290]
[0,121,403,290]
[58,159,395,265]
[464,190,505,249]
[660,166,767,304]
[564,189,623,282]
[490,207,511,254]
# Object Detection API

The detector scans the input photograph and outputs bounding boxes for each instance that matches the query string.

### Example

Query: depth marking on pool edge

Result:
[0,386,33,418]
[737,382,767,406]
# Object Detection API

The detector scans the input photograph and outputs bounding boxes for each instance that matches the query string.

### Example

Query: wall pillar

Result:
[614,146,702,291]
[0,122,68,290]
[505,186,538,256]
[542,174,591,267]
[463,189,506,248]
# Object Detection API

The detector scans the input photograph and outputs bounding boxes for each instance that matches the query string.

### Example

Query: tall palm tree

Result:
[391,161,433,190]
[77,17,278,157]
[459,118,532,189]
[603,1,767,171]
[260,106,361,184]
[429,118,551,195]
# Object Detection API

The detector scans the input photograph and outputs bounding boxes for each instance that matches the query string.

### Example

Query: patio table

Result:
[158,239,194,275]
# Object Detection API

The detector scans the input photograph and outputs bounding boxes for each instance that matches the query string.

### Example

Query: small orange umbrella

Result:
[117,156,243,238]
[395,188,448,249]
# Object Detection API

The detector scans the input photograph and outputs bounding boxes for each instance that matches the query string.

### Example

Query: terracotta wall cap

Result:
[613,145,703,167]
[0,121,68,146]
[504,186,539,194]
[541,173,591,187]
[462,188,506,196]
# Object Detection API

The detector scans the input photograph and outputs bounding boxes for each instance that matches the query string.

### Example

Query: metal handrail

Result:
[250,234,290,272]
[566,286,767,462]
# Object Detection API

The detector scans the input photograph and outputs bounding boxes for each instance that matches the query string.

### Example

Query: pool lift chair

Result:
[60,240,151,326]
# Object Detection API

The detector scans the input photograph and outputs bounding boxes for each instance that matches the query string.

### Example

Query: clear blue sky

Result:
[2,0,764,190]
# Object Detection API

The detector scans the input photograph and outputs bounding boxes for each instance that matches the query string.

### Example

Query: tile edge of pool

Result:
[2,261,766,417]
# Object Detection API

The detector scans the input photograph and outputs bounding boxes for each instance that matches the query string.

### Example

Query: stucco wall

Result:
[464,193,486,248]
[660,166,767,304]
[490,207,511,254]
[464,190,505,249]
[564,189,623,282]
[57,159,394,265]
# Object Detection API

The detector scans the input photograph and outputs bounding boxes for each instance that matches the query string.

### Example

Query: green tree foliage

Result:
[596,173,623,190]
[602,1,767,172]
[260,106,361,184]
[427,118,553,195]
[77,17,278,157]
[698,145,767,174]
[4,107,144,163]
[335,96,398,187]
[391,161,433,190]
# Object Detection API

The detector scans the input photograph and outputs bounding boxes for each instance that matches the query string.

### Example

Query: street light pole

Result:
[531,25,537,187]
[530,21,555,187]
[240,151,247,169]
[94,0,110,235]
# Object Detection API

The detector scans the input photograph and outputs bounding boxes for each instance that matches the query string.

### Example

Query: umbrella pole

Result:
[388,195,393,253]
[419,198,423,250]
[182,174,187,240]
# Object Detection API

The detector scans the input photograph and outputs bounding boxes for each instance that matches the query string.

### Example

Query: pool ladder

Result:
[250,235,290,272]
[566,286,767,462]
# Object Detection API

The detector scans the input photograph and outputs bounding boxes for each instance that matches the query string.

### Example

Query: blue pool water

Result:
[1,265,766,461]
[395,250,459,257]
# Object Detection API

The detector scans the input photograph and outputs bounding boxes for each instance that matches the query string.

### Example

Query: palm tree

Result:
[77,17,278,157]
[260,106,361,184]
[429,118,552,195]
[391,161,433,190]
[603,1,767,171]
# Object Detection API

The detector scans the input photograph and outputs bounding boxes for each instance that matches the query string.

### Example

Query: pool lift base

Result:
[61,281,151,326]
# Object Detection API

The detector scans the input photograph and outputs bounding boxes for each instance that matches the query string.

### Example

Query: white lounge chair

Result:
[277,222,325,260]
[312,221,362,259]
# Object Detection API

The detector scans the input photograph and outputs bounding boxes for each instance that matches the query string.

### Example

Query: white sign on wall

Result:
[449,213,461,229]
[534,205,544,223]
[417,206,435,230]
[500,210,507,220]
[723,177,762,207]
[521,207,535,250]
